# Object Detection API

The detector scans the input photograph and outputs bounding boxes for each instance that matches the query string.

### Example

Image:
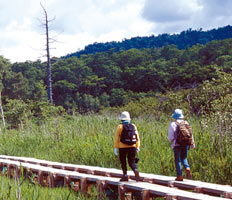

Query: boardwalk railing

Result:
[0,155,231,200]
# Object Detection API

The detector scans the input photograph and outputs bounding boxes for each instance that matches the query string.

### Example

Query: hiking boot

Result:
[120,175,128,182]
[186,168,192,179]
[175,176,183,181]
[134,170,140,182]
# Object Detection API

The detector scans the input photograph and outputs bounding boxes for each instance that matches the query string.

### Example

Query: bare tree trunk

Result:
[40,3,53,104]
[0,92,6,128]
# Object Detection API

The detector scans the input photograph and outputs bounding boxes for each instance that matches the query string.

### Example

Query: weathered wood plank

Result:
[0,156,231,200]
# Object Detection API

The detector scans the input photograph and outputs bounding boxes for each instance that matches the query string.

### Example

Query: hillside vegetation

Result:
[0,37,232,114]
[65,25,232,58]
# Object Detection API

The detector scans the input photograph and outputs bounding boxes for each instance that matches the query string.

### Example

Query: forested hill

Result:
[65,25,232,58]
[2,37,231,115]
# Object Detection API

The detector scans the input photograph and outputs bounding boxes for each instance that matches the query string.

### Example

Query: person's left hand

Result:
[136,148,140,153]
[114,148,118,156]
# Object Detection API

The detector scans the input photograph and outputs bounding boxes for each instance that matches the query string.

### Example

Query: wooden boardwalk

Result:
[0,155,231,200]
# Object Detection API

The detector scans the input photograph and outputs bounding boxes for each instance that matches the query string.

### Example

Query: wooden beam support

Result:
[118,184,126,200]
[165,194,177,200]
[64,175,70,187]
[7,164,12,177]
[48,173,56,188]
[141,189,150,200]
[80,177,87,193]
[97,180,106,200]
[38,171,44,185]
[16,166,21,178]
[0,157,232,200]
[0,163,3,172]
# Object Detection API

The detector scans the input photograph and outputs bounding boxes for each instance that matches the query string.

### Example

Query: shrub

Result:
[3,99,65,128]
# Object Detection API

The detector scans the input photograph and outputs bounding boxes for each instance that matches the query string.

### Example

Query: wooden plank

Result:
[20,155,232,198]
[122,182,230,200]
[0,157,231,200]
[2,155,232,198]
[0,155,132,177]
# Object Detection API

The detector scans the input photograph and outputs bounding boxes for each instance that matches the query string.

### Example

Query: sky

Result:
[1,0,232,63]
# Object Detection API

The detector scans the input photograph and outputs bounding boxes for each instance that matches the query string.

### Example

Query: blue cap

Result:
[172,109,184,119]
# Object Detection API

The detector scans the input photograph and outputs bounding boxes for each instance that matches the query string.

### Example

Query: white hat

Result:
[119,111,131,121]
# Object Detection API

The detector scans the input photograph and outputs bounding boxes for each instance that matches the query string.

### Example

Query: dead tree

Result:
[39,2,55,104]
[0,91,5,128]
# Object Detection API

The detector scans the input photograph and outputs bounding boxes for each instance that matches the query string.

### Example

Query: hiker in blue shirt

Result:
[168,109,195,181]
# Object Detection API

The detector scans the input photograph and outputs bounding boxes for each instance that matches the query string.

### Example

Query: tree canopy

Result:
[1,27,232,115]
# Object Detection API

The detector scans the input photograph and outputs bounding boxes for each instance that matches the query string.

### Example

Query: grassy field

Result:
[0,114,231,199]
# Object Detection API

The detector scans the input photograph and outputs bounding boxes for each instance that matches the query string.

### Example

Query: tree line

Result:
[0,37,231,117]
[65,25,232,58]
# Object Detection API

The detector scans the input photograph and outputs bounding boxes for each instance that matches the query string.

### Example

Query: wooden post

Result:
[97,180,106,200]
[7,164,12,177]
[118,184,126,200]
[80,177,87,193]
[0,163,3,172]
[165,194,177,200]
[64,175,70,187]
[38,171,44,185]
[141,189,150,200]
[48,173,56,188]
[16,166,21,178]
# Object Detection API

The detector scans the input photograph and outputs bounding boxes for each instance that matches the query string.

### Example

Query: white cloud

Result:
[1,0,151,62]
[0,0,232,62]
[142,0,232,34]
[142,0,202,23]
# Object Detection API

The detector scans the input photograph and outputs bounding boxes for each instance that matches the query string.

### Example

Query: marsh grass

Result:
[0,114,231,199]
[0,175,90,200]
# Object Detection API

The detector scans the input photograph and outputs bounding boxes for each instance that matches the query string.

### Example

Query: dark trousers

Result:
[119,147,137,175]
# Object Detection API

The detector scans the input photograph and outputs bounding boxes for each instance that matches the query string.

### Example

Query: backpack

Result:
[176,121,193,146]
[120,123,137,145]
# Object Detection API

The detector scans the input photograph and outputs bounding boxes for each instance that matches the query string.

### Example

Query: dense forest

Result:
[65,25,232,58]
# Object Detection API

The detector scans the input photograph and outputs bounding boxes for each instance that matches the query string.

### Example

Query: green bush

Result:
[3,99,65,128]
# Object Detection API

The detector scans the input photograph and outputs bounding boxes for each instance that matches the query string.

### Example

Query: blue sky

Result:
[0,0,232,63]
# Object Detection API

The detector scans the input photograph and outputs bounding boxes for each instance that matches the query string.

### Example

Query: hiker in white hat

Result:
[114,111,141,182]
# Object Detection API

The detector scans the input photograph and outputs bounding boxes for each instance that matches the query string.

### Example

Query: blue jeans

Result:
[173,146,190,176]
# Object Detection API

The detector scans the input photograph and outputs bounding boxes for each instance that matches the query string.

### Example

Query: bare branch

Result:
[39,2,57,104]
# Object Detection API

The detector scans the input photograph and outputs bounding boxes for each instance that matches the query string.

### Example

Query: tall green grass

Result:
[0,114,231,199]
[0,175,93,200]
